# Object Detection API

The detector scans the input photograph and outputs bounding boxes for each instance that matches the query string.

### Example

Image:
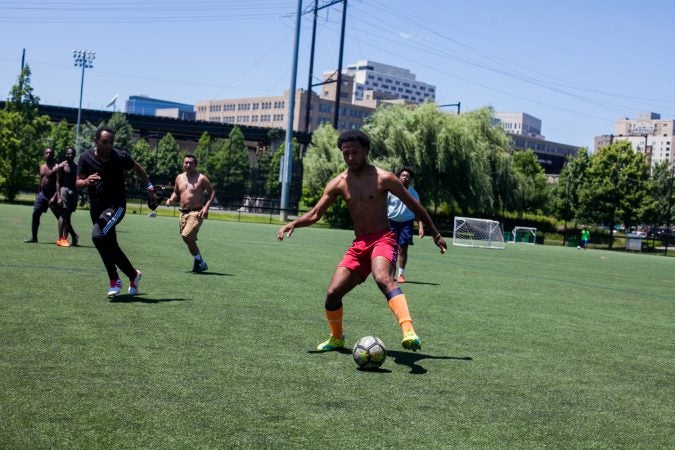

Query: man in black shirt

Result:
[76,126,157,297]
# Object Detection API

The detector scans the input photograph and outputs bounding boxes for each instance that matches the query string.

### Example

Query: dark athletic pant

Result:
[90,206,136,281]
[30,191,59,240]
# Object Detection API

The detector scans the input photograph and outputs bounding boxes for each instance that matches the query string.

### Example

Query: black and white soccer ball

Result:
[352,335,387,370]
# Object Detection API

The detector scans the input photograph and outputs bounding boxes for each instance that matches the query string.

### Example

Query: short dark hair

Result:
[184,154,198,165]
[94,126,115,141]
[337,130,370,150]
[396,166,415,179]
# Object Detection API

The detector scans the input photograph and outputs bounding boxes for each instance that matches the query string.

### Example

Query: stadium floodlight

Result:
[511,226,537,244]
[72,49,96,149]
[453,216,505,249]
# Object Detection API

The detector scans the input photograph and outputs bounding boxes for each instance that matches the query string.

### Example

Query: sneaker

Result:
[397,274,406,283]
[192,258,207,273]
[24,237,37,243]
[56,238,70,247]
[401,331,421,351]
[128,270,142,295]
[316,335,345,352]
[71,234,79,247]
[107,279,122,297]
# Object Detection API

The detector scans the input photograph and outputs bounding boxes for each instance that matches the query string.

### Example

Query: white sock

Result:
[398,268,405,276]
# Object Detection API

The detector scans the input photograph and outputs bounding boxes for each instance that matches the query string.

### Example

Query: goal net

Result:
[453,216,505,249]
[512,226,537,244]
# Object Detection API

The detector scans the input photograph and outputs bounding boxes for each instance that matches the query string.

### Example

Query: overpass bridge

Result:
[1,102,312,146]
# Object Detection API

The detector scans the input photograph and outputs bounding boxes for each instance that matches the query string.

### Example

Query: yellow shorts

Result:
[179,210,203,240]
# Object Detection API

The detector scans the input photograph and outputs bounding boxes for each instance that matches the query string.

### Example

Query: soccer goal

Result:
[511,226,537,244]
[453,216,505,249]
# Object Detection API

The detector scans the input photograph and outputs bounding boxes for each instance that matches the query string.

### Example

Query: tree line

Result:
[1,66,673,247]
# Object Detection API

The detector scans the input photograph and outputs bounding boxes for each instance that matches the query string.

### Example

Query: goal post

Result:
[452,216,505,249]
[512,226,537,244]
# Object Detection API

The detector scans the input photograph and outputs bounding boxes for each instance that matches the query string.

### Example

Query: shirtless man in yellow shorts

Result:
[166,154,216,273]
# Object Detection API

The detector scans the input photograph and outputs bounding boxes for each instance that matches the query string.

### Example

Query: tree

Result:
[364,103,513,216]
[301,124,349,227]
[511,149,549,218]
[47,120,75,157]
[153,133,183,186]
[551,149,590,243]
[644,161,675,230]
[0,66,52,201]
[106,113,134,150]
[194,132,212,179]
[577,142,650,249]
[130,138,153,175]
[209,127,249,203]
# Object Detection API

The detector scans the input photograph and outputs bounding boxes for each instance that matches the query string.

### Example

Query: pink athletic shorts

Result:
[338,229,398,280]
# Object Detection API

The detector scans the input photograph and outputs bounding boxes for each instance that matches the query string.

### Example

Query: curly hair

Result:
[396,165,415,179]
[337,130,370,150]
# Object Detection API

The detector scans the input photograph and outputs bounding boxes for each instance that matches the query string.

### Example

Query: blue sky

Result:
[1,0,674,150]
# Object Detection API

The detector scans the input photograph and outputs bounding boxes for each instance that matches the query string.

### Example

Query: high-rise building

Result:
[594,112,673,169]
[494,112,543,138]
[329,60,436,105]
[195,61,435,132]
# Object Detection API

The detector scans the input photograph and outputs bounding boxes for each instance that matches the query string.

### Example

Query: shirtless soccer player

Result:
[277,130,447,352]
[166,154,216,273]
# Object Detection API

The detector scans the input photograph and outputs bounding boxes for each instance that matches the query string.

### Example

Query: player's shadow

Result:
[307,348,353,356]
[186,271,233,277]
[399,280,440,286]
[387,349,472,375]
[109,295,187,304]
[307,348,471,375]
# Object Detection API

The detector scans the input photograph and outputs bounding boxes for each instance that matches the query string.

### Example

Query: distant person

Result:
[24,148,62,243]
[581,227,590,250]
[76,126,157,297]
[165,154,216,273]
[277,130,447,352]
[55,148,79,247]
[387,166,424,283]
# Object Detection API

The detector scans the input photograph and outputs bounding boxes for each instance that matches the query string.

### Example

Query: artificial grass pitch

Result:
[0,203,673,448]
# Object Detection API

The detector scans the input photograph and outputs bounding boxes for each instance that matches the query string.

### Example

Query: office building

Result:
[332,60,436,105]
[195,60,435,132]
[594,112,673,169]
[125,95,195,120]
[195,89,375,132]
[494,112,543,139]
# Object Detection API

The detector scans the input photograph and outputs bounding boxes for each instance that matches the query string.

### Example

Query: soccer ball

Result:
[352,335,386,370]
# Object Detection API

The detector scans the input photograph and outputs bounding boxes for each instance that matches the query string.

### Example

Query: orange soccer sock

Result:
[325,307,344,338]
[387,293,414,334]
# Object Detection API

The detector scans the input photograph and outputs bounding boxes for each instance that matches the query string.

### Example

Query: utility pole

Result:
[303,0,347,133]
[304,0,319,133]
[279,0,302,222]
[332,0,348,130]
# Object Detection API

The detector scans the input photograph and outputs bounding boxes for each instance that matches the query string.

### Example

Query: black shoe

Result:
[71,234,79,246]
[192,259,201,273]
[24,237,37,243]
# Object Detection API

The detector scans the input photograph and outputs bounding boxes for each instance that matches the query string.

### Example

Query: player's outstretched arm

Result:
[277,180,338,241]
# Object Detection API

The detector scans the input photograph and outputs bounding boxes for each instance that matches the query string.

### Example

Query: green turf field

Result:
[1,203,673,449]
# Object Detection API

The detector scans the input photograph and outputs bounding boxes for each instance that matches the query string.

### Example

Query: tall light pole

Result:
[439,102,461,114]
[72,49,95,149]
